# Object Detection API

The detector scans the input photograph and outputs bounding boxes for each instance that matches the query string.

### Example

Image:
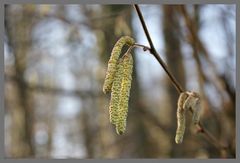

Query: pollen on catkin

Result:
[109,59,124,125]
[175,92,189,144]
[116,54,133,135]
[103,36,135,94]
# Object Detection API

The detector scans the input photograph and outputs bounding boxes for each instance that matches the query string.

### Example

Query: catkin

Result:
[175,92,189,144]
[183,92,196,110]
[192,99,201,125]
[103,36,135,94]
[116,54,133,135]
[109,59,124,125]
[184,91,201,125]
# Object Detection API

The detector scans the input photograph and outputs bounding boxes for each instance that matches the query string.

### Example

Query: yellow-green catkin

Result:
[103,36,135,94]
[109,59,124,125]
[175,92,189,144]
[116,54,133,135]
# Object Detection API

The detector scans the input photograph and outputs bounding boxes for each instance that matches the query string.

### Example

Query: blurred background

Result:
[4,4,236,158]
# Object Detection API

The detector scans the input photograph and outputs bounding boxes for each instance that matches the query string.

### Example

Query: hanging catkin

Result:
[116,54,133,135]
[175,92,189,144]
[184,91,201,125]
[192,99,201,125]
[103,36,135,94]
[109,59,124,125]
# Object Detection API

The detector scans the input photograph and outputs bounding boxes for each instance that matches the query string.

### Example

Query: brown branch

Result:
[133,4,229,155]
[197,122,224,149]
[133,43,151,51]
[188,107,228,152]
[133,4,184,94]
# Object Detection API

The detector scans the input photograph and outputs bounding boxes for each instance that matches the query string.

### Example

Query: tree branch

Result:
[133,4,229,155]
[133,4,184,94]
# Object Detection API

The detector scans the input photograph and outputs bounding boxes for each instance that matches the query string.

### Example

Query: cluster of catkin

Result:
[103,36,135,135]
[175,91,201,144]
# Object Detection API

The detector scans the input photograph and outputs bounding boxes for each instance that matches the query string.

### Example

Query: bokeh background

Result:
[4,4,236,158]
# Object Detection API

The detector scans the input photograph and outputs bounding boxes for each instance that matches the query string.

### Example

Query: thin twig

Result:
[133,4,184,94]
[133,4,228,154]
[125,45,135,55]
[133,43,151,51]
[188,108,227,151]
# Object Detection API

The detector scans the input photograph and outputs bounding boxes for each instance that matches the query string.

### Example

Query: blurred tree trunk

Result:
[129,9,161,158]
[79,105,94,158]
[80,5,120,158]
[5,5,36,157]
[97,5,135,158]
[88,5,152,158]
[162,5,187,157]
